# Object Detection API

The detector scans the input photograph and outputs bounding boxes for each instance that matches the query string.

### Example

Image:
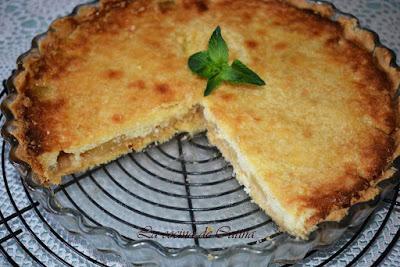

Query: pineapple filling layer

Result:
[51,106,206,178]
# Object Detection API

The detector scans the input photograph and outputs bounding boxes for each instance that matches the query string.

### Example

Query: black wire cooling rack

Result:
[0,80,400,266]
[1,0,400,265]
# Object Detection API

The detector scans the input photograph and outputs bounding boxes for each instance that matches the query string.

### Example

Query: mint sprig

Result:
[188,26,266,96]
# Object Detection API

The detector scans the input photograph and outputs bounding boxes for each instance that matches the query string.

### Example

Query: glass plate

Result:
[1,0,400,265]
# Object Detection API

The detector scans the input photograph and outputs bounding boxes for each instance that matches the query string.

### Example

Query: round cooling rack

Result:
[1,0,400,266]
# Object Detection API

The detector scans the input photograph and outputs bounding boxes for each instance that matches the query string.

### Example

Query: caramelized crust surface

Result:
[8,0,400,237]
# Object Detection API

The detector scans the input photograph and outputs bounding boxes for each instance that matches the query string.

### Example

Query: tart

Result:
[4,0,400,238]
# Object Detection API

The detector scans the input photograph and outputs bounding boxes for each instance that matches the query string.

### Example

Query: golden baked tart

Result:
[4,0,400,238]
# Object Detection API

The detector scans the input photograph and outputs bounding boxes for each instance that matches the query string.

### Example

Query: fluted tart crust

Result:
[4,0,400,238]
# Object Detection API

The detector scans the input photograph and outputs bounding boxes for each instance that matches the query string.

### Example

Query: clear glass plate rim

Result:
[1,0,400,263]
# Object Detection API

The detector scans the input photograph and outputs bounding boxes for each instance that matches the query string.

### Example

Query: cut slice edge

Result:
[205,122,312,237]
[201,103,313,237]
[25,105,206,185]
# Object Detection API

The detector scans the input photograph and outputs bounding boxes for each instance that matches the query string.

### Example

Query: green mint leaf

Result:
[187,26,266,96]
[207,26,229,64]
[188,51,210,75]
[204,74,223,96]
[222,60,266,85]
[188,51,216,78]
